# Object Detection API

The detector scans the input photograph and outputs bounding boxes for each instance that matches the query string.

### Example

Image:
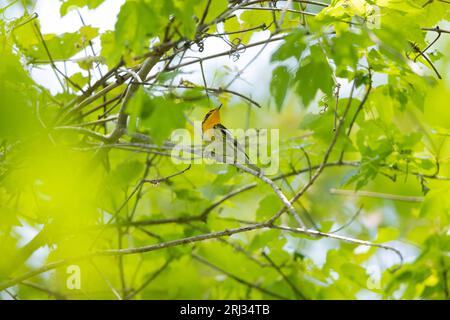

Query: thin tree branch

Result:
[261,251,306,299]
[198,0,213,29]
[339,81,372,162]
[268,80,355,224]
[245,0,329,7]
[272,225,404,271]
[89,164,192,250]
[192,254,289,300]
[243,6,316,17]
[21,280,68,300]
[441,257,449,299]
[98,223,267,256]
[162,36,286,74]
[421,26,450,34]
[187,222,269,268]
[142,164,192,185]
[124,258,172,300]
[330,188,424,203]
[152,84,262,108]
[78,94,122,119]
[106,44,173,142]
[0,219,405,292]
[329,204,363,233]
[233,162,306,228]
[90,260,122,300]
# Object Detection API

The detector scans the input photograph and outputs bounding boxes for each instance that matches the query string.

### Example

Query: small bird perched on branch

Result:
[202,104,260,172]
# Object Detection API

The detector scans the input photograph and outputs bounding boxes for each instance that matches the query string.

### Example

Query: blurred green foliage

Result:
[0,0,449,300]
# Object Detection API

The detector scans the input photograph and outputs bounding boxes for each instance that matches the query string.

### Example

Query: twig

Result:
[330,188,424,203]
[11,12,38,30]
[244,6,316,17]
[421,26,450,34]
[278,0,293,27]
[125,258,172,300]
[127,154,155,222]
[4,289,18,300]
[117,229,127,297]
[267,80,355,225]
[162,36,286,73]
[233,162,306,228]
[153,84,262,108]
[98,223,267,256]
[441,257,449,299]
[90,260,122,300]
[199,59,210,103]
[21,280,68,300]
[261,251,306,299]
[300,147,312,182]
[245,0,329,7]
[89,164,192,250]
[333,84,341,131]
[53,126,110,141]
[97,91,127,120]
[409,41,442,79]
[192,254,289,299]
[31,22,66,92]
[106,43,173,142]
[76,9,103,80]
[71,115,118,127]
[210,23,268,36]
[187,223,269,267]
[414,32,441,62]
[329,204,363,233]
[338,81,372,162]
[226,33,274,88]
[200,184,257,220]
[0,220,405,291]
[135,226,164,241]
[272,225,404,271]
[198,0,213,29]
[142,164,192,185]
[57,74,128,124]
[78,94,122,119]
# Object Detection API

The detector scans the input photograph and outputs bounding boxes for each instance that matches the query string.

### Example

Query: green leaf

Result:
[110,160,144,189]
[341,263,368,287]
[319,220,334,233]
[60,0,104,16]
[202,0,228,25]
[295,44,333,107]
[376,227,399,243]
[14,24,99,61]
[79,25,99,40]
[0,206,22,231]
[139,96,188,145]
[256,195,280,221]
[68,72,89,90]
[328,30,370,76]
[270,66,291,111]
[271,30,306,62]
[239,9,273,42]
[100,30,122,67]
[420,188,450,221]
[0,51,38,139]
[115,0,162,56]
[173,0,205,39]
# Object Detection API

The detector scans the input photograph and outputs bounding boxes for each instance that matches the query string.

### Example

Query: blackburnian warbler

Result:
[202,105,260,172]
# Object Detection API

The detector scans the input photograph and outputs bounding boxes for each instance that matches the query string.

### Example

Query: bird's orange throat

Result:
[202,108,221,134]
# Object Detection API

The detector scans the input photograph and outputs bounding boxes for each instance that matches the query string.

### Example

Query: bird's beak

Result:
[218,104,223,110]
